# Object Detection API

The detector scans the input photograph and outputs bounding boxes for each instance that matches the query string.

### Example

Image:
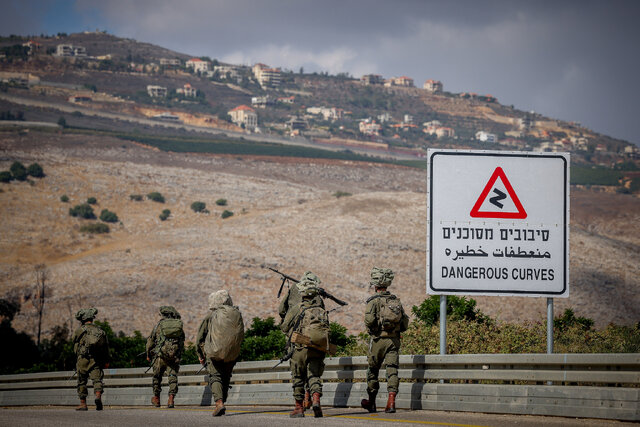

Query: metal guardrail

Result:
[0,354,638,421]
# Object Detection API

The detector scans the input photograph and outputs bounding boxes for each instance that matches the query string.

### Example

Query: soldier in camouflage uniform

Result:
[280,274,328,418]
[361,267,409,414]
[72,308,110,411]
[278,271,325,409]
[196,290,243,417]
[146,306,185,408]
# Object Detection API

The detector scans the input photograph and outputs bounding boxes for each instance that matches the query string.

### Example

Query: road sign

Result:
[427,149,569,297]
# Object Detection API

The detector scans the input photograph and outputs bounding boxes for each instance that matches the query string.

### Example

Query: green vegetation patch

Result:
[571,165,623,186]
[79,222,110,234]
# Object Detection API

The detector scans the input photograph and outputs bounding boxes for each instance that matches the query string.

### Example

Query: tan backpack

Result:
[204,306,244,362]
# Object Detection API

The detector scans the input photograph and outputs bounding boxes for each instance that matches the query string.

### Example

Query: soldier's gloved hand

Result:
[147,356,150,362]
[198,357,204,365]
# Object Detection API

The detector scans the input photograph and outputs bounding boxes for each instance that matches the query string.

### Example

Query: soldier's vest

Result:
[78,324,107,358]
[204,305,244,362]
[297,305,330,350]
[156,318,184,361]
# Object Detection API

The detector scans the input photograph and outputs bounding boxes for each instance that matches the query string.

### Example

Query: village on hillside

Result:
[1,31,639,176]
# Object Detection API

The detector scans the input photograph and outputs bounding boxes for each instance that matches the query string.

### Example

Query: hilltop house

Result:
[360,74,384,85]
[424,125,455,139]
[306,107,343,121]
[359,118,381,136]
[476,131,497,143]
[386,76,414,87]
[253,63,281,88]
[176,83,197,97]
[228,105,258,130]
[159,58,181,67]
[186,58,210,73]
[423,79,443,93]
[147,85,167,97]
[55,44,87,57]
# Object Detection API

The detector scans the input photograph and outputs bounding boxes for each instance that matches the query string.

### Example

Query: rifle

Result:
[272,343,294,369]
[267,268,348,306]
[67,370,77,381]
[195,364,207,375]
[268,267,296,298]
[144,355,156,374]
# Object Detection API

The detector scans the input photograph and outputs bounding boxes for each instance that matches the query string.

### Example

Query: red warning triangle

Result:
[470,167,527,219]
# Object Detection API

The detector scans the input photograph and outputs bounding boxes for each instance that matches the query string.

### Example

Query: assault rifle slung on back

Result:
[267,267,348,307]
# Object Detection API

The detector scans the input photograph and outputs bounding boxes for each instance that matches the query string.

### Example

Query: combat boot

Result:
[151,394,160,408]
[311,392,323,418]
[384,392,397,413]
[302,390,311,410]
[289,399,304,418]
[76,399,88,411]
[212,399,226,416]
[167,394,175,408]
[94,391,103,411]
[361,391,377,413]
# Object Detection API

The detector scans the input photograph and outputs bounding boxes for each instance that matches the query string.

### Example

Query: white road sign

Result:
[427,149,570,297]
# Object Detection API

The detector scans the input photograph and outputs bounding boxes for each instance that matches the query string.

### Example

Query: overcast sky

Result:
[2,0,639,146]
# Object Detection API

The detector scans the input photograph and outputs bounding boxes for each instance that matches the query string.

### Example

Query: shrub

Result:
[191,201,207,213]
[129,194,143,201]
[329,322,357,355]
[57,116,66,128]
[9,161,27,181]
[79,222,109,234]
[26,163,44,178]
[60,194,69,202]
[333,191,352,198]
[215,198,227,206]
[87,197,97,205]
[147,192,165,203]
[159,209,170,221]
[99,209,119,223]
[239,317,286,361]
[221,210,233,219]
[69,203,95,219]
[412,295,491,327]
[0,171,12,183]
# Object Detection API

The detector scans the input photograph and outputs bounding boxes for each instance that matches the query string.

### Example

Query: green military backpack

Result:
[379,296,403,331]
[78,324,107,358]
[204,305,244,362]
[299,305,330,351]
[156,318,184,361]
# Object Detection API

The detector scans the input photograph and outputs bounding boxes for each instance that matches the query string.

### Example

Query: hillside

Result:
[1,31,638,171]
[0,130,638,342]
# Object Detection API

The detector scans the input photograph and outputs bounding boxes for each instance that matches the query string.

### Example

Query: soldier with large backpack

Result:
[361,267,409,414]
[196,290,244,417]
[146,306,185,408]
[280,273,330,418]
[72,308,110,411]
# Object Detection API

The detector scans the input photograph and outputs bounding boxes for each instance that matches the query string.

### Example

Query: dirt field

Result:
[0,130,638,342]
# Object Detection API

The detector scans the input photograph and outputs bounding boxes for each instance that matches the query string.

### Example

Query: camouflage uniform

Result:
[362,268,409,413]
[280,276,328,418]
[146,306,185,403]
[278,273,324,321]
[196,290,242,416]
[72,308,109,411]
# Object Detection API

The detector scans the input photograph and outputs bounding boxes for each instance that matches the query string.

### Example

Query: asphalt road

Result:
[0,406,634,427]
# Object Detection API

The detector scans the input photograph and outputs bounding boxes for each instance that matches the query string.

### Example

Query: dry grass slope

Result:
[0,131,638,343]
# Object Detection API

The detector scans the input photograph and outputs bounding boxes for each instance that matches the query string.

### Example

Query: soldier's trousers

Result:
[366,337,400,394]
[290,347,325,401]
[206,359,236,402]
[76,356,104,399]
[152,357,180,396]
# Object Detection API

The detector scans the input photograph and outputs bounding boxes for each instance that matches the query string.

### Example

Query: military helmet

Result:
[370,267,394,288]
[159,305,181,319]
[75,307,98,322]
[297,271,321,299]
